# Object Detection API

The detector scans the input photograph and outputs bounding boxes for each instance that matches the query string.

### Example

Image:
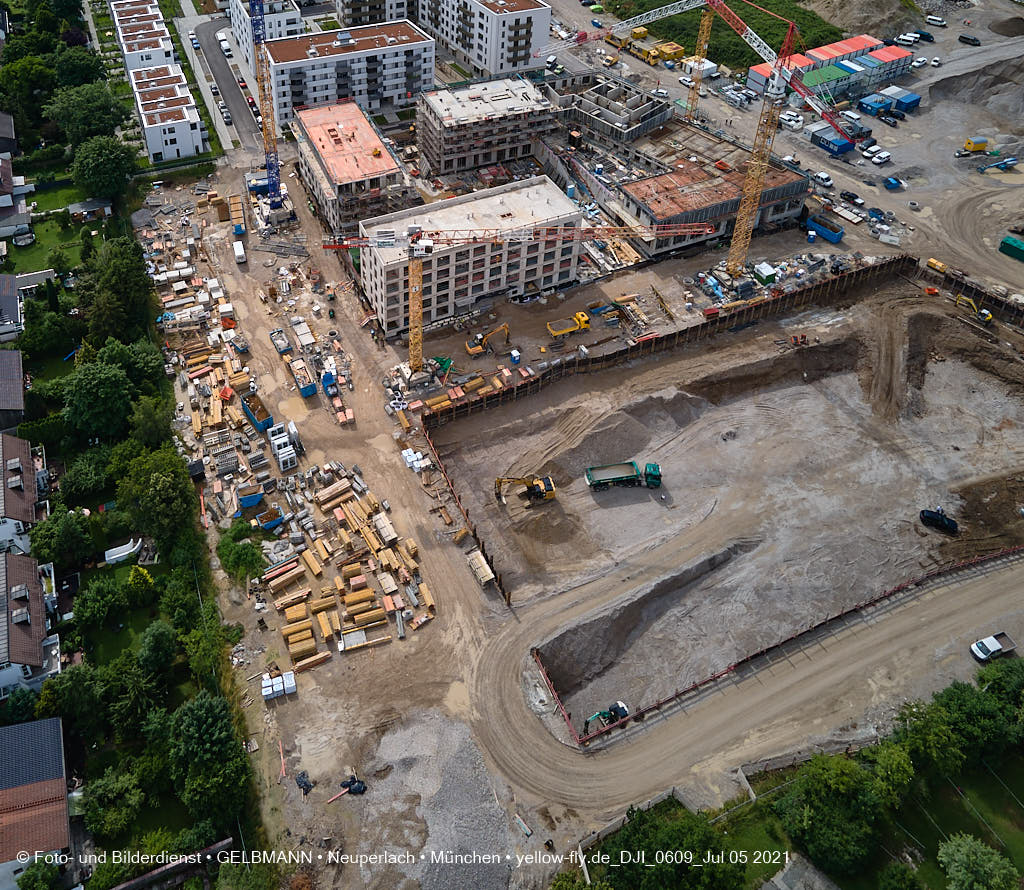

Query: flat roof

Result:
[131,64,185,84]
[362,175,579,265]
[622,157,804,221]
[144,106,196,125]
[123,36,172,52]
[265,20,431,64]
[474,0,547,13]
[421,76,552,126]
[750,53,814,78]
[296,103,399,186]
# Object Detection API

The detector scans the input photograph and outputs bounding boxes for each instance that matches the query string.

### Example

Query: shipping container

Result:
[999,236,1024,263]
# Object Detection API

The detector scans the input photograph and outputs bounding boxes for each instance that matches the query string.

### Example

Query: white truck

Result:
[970,632,1016,661]
[233,240,246,264]
[216,31,232,56]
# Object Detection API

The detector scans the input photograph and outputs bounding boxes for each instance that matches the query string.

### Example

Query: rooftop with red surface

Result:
[297,103,400,186]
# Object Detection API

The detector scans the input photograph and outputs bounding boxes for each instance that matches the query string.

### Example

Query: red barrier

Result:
[544,542,1024,747]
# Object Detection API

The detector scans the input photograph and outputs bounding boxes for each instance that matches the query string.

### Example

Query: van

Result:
[546,55,557,68]
[840,110,860,123]
[813,171,833,187]
[958,34,980,45]
[894,35,916,46]
[233,240,246,264]
[925,15,946,26]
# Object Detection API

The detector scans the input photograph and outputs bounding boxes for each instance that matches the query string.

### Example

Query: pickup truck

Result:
[971,632,1016,661]
[920,509,958,534]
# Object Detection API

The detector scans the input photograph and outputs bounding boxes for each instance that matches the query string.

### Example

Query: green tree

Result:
[215,864,278,890]
[125,565,156,607]
[160,568,201,632]
[878,862,924,890]
[893,700,966,776]
[79,227,95,265]
[46,248,70,278]
[16,860,59,890]
[29,508,91,568]
[34,7,59,34]
[550,876,614,890]
[18,298,82,360]
[44,82,128,146]
[72,575,127,636]
[83,765,145,839]
[130,395,172,446]
[932,681,1015,766]
[977,658,1024,719]
[62,360,132,440]
[88,239,155,343]
[71,135,136,201]
[137,619,177,678]
[0,56,56,130]
[3,687,39,725]
[101,651,157,741]
[774,755,879,875]
[937,833,1019,890]
[54,45,105,87]
[2,33,58,64]
[49,0,84,21]
[97,337,163,389]
[863,742,914,810]
[117,447,195,554]
[35,662,106,745]
[170,692,249,827]
[182,602,225,688]
[59,446,110,504]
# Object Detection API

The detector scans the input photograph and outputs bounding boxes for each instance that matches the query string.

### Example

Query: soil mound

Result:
[929,59,1024,131]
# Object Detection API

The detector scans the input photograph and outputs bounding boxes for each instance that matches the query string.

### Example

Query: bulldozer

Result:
[465,323,510,357]
[956,294,993,325]
[494,475,556,505]
[582,701,629,735]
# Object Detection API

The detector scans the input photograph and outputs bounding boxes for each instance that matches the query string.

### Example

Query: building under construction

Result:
[292,101,420,233]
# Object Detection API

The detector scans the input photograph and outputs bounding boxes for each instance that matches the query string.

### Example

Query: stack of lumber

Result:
[273,587,310,611]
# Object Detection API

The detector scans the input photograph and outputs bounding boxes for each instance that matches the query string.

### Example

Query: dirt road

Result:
[470,548,1024,822]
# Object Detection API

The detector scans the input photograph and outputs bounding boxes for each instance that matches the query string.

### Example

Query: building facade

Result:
[131,66,207,162]
[265,22,435,126]
[359,175,581,337]
[335,0,549,76]
[292,102,418,232]
[417,76,558,173]
[227,0,304,72]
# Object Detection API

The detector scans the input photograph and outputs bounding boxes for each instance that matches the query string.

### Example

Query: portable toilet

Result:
[510,349,521,365]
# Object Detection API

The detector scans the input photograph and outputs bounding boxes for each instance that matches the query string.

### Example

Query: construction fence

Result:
[423,254,919,430]
[534,542,1024,749]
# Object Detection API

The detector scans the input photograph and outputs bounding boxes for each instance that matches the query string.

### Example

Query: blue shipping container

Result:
[806,215,844,244]
[894,91,921,112]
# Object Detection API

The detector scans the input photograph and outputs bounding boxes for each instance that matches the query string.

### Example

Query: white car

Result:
[871,151,892,165]
[678,75,695,87]
[911,57,928,68]
[931,57,941,66]
[862,145,882,158]
[813,171,833,187]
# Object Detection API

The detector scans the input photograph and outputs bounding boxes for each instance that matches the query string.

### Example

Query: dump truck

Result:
[971,632,1016,661]
[585,461,662,490]
[547,311,590,338]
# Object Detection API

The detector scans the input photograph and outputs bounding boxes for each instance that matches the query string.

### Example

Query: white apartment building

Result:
[110,0,175,71]
[359,175,581,337]
[336,0,549,76]
[227,0,304,72]
[265,22,435,126]
[131,66,207,162]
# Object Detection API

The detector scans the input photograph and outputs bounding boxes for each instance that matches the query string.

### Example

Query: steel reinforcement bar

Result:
[423,254,919,430]
[535,542,1024,747]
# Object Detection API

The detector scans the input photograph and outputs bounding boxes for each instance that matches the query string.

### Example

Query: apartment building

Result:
[227,0,304,72]
[417,76,558,173]
[110,0,175,71]
[335,0,549,76]
[359,175,581,337]
[131,66,207,162]
[293,102,419,232]
[265,22,435,126]
[0,554,60,699]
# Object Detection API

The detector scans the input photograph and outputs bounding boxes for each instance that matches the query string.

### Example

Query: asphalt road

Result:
[196,18,261,150]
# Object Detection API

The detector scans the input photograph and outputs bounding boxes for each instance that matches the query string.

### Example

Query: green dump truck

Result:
[585,461,662,491]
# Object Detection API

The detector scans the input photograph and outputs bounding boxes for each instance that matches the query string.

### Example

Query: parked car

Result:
[959,34,981,45]
[653,88,669,97]
[911,57,928,68]
[889,108,906,121]
[187,29,196,38]
[238,77,247,88]
[191,38,201,49]
[862,144,882,158]
[931,57,941,66]
[913,29,934,42]
[782,155,800,167]
[840,190,865,205]
[218,100,227,110]
[879,114,899,127]
[926,15,946,26]
[678,75,695,87]
[920,508,958,534]
[859,136,877,149]
[210,83,220,95]
[813,171,833,187]
[871,151,892,165]
[954,149,973,158]
[223,113,232,124]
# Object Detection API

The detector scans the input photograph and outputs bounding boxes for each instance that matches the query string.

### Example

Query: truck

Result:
[269,328,293,354]
[999,235,1024,263]
[970,632,1016,661]
[585,461,662,491]
[920,508,958,533]
[233,240,246,264]
[217,31,233,56]
[805,215,844,244]
[547,311,591,338]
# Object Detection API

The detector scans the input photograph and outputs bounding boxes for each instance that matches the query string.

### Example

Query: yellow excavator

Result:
[465,323,510,357]
[494,475,556,505]
[956,294,993,325]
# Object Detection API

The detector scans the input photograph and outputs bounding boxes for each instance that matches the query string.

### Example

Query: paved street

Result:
[196,18,262,150]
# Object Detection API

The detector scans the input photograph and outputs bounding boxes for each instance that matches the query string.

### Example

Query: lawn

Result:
[450,61,471,78]
[29,352,78,383]
[397,108,416,121]
[6,219,82,273]
[31,182,87,212]
[90,607,157,664]
[316,16,341,29]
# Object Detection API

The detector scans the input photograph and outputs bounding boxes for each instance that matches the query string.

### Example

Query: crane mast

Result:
[248,0,283,208]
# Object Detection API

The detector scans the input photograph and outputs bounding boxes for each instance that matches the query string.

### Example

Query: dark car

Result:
[959,34,981,45]
[879,115,898,127]
[921,509,958,534]
[913,29,934,41]
[840,190,864,205]
[889,108,906,121]
[859,136,877,149]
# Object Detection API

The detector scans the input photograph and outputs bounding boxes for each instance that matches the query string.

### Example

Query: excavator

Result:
[494,475,556,505]
[956,294,993,325]
[465,323,510,357]
[582,701,630,735]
